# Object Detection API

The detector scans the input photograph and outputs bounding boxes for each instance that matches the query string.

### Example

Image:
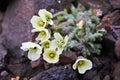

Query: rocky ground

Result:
[0,0,120,80]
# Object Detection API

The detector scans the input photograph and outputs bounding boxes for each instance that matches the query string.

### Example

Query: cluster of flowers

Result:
[20,9,92,74]
[21,9,68,63]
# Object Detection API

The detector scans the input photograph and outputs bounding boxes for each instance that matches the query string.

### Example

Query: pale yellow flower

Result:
[43,49,60,63]
[76,20,84,29]
[52,32,69,49]
[20,42,42,61]
[30,16,46,29]
[38,9,53,25]
[32,28,51,42]
[73,57,92,74]
[41,40,51,49]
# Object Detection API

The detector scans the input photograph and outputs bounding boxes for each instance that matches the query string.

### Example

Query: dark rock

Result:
[0,44,7,68]
[0,0,74,79]
[1,0,34,60]
[103,75,110,80]
[97,10,120,30]
[0,11,3,34]
[0,70,9,76]
[113,62,120,80]
[0,0,10,11]
[115,39,120,60]
[1,0,74,60]
[60,51,77,65]
[30,59,44,68]
[0,45,7,60]
[83,69,97,80]
[92,75,100,80]
[109,0,120,9]
[77,0,111,15]
[30,65,79,80]
[34,0,74,14]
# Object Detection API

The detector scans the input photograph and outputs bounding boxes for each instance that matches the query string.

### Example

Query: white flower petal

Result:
[54,32,63,40]
[50,40,58,49]
[48,20,54,25]
[38,9,53,25]
[43,49,60,63]
[72,62,77,70]
[32,29,50,42]
[28,51,41,61]
[72,57,93,74]
[30,15,46,29]
[57,48,63,54]
[78,66,86,74]
[83,60,93,70]
[21,42,38,51]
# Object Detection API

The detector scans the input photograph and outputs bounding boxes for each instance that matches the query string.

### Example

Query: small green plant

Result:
[21,4,106,74]
[53,4,106,57]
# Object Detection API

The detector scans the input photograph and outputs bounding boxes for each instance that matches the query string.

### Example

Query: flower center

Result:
[45,43,49,48]
[29,47,37,53]
[57,39,65,48]
[45,14,51,22]
[38,20,44,27]
[77,60,84,66]
[40,31,46,37]
[49,53,55,58]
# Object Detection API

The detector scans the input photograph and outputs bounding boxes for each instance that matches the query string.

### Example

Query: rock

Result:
[0,0,10,11]
[1,0,34,60]
[109,0,120,9]
[77,0,111,15]
[92,75,100,80]
[60,51,77,65]
[103,75,110,80]
[0,70,9,76]
[0,45,7,61]
[115,39,120,60]
[113,62,120,80]
[0,0,74,79]
[83,70,97,80]
[1,0,74,59]
[30,65,79,80]
[30,59,43,68]
[34,0,74,13]
[0,44,7,68]
[97,10,120,30]
[0,11,3,34]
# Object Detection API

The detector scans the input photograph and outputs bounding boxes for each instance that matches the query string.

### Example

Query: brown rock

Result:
[103,75,110,80]
[97,10,120,30]
[77,0,111,14]
[0,0,10,11]
[109,0,120,9]
[115,39,120,60]
[30,65,79,80]
[1,0,74,60]
[113,62,120,80]
[30,59,43,68]
[0,70,9,76]
[0,0,74,79]
[0,11,3,34]
[92,75,100,80]
[83,70,98,80]
[60,51,77,65]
